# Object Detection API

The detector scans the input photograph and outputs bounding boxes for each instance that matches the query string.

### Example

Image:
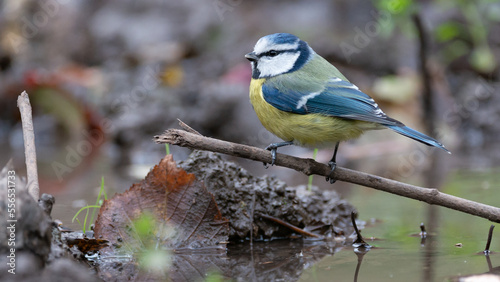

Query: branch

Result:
[17,91,40,200]
[154,129,500,223]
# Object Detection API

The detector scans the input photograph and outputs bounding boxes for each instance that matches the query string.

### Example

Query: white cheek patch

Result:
[257,52,300,77]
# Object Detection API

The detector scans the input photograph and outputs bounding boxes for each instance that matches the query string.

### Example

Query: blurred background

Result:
[0,0,499,225]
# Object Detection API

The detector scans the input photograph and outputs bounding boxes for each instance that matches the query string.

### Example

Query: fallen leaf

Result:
[94,155,229,251]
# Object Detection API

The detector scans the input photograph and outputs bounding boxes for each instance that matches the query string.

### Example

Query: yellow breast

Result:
[249,78,371,147]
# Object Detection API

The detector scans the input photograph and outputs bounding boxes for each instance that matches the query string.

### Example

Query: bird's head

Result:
[245,33,314,79]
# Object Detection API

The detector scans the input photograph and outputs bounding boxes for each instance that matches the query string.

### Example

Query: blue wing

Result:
[262,75,450,153]
[262,76,403,126]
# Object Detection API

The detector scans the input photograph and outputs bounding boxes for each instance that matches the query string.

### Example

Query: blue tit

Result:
[245,33,449,183]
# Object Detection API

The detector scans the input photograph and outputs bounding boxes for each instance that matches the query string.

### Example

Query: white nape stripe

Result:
[330,77,342,82]
[296,91,322,110]
[346,84,359,90]
[254,37,299,55]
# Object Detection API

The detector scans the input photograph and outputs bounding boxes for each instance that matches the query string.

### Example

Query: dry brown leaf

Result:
[94,155,229,251]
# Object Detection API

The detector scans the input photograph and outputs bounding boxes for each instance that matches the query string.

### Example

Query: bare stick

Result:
[484,225,494,254]
[17,91,40,200]
[420,222,427,238]
[177,119,201,136]
[258,213,321,238]
[154,129,500,223]
[351,211,369,247]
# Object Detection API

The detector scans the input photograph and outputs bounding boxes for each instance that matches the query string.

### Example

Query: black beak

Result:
[245,52,258,61]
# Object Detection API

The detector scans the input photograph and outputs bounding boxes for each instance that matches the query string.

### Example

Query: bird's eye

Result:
[268,50,278,57]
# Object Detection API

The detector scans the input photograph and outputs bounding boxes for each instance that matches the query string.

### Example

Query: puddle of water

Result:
[46,148,500,281]
[299,169,500,282]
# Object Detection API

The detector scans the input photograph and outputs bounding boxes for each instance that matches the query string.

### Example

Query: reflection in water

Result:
[421,111,447,282]
[353,247,369,282]
[419,223,427,246]
[449,252,500,280]
[228,240,343,281]
[486,254,493,272]
[422,205,439,282]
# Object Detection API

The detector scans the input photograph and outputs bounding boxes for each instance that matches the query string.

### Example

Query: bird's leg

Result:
[264,141,294,167]
[325,142,340,184]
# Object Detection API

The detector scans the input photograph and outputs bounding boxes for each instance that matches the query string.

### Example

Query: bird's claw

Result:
[263,141,293,168]
[325,161,337,184]
[264,144,278,167]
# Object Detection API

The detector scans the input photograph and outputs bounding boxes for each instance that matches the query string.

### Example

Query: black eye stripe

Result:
[259,49,296,57]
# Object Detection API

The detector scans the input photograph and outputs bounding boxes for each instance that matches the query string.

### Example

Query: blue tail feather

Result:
[388,125,450,154]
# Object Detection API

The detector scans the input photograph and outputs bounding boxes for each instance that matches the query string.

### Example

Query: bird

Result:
[245,33,449,183]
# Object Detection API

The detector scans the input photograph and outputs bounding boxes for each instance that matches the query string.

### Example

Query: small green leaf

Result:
[435,22,461,42]
[134,213,156,238]
[470,46,497,73]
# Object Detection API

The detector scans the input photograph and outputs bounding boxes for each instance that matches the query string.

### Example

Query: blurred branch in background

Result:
[412,13,434,138]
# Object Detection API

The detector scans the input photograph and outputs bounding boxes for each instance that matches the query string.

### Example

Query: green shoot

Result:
[72,176,108,233]
[165,144,170,155]
[72,205,102,233]
[89,176,107,230]
[308,148,318,191]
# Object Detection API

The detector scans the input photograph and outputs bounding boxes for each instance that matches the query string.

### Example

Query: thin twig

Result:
[17,91,39,200]
[484,225,495,254]
[154,129,500,223]
[420,222,427,238]
[177,119,201,136]
[257,213,321,238]
[351,212,369,247]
